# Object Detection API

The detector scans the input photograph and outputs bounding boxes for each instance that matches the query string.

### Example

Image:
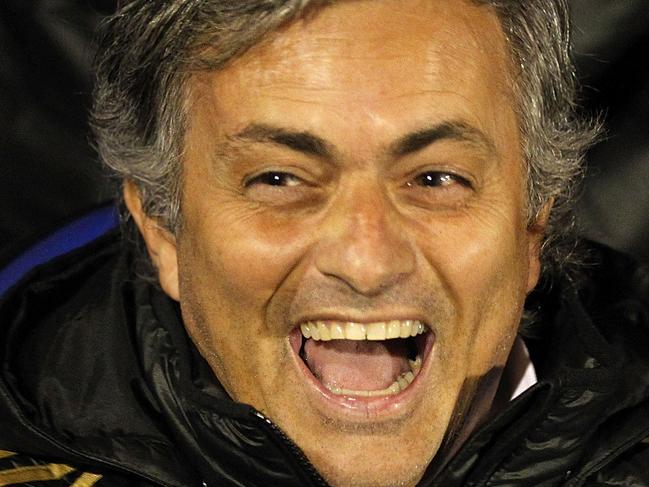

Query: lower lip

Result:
[288,327,436,420]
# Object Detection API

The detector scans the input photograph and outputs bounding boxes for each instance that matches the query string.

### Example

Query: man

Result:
[1,0,648,486]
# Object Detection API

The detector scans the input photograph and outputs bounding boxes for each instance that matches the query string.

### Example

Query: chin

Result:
[308,440,431,487]
[274,404,445,487]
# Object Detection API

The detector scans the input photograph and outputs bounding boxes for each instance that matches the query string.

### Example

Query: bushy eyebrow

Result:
[233,123,333,158]
[389,121,497,157]
[229,120,496,159]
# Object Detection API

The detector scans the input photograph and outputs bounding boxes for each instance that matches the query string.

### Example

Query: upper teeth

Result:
[300,320,426,341]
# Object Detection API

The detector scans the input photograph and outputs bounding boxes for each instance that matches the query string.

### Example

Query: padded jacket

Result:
[0,232,648,486]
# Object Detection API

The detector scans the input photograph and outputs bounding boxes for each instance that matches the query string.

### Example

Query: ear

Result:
[123,181,180,301]
[526,200,552,293]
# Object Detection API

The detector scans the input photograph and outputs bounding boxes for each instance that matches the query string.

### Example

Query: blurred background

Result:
[0,0,648,268]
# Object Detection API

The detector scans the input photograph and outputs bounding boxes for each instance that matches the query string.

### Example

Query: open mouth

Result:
[292,320,433,400]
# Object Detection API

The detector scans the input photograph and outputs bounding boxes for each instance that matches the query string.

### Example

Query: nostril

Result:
[318,262,413,297]
[314,235,415,296]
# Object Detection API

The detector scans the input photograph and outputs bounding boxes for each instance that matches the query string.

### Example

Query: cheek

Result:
[176,213,308,401]
[425,213,527,301]
[418,209,529,368]
[177,202,317,338]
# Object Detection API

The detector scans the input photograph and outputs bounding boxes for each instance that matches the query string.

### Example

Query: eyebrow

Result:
[389,121,497,157]
[231,120,496,159]
[233,123,333,158]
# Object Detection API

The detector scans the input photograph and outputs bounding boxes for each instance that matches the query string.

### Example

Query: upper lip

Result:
[292,313,431,327]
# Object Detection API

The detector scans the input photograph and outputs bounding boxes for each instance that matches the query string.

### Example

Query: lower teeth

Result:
[325,355,422,397]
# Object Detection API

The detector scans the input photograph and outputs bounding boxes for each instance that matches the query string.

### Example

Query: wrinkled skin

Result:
[126,0,548,485]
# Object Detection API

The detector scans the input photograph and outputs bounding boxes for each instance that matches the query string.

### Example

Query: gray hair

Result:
[92,0,599,278]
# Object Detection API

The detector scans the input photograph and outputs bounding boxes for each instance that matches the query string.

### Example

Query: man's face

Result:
[142,0,544,485]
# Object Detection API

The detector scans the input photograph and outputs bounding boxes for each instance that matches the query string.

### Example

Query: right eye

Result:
[243,170,315,206]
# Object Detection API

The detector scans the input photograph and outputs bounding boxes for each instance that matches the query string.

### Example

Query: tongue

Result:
[303,339,410,391]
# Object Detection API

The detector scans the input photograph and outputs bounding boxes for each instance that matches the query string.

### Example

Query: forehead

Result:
[190,0,516,156]
[240,0,508,86]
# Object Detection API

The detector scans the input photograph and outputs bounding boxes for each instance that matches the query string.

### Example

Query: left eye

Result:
[409,172,470,188]
[245,171,302,187]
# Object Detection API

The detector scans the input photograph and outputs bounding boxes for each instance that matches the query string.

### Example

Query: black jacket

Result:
[1,232,648,486]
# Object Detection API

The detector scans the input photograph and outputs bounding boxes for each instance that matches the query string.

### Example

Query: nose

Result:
[314,179,416,296]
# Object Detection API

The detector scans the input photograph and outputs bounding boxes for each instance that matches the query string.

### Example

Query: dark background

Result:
[1,1,648,267]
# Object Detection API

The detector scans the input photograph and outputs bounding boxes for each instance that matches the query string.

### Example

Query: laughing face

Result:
[126,0,548,485]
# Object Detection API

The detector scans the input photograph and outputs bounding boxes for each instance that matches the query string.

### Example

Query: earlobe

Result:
[123,181,180,301]
[526,200,552,293]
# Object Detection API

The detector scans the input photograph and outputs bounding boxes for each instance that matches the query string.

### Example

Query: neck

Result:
[428,337,535,477]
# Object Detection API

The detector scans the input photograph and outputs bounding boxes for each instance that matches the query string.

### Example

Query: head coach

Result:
[1,1,648,486]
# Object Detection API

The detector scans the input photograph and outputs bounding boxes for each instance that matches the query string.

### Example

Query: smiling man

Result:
[1,1,649,486]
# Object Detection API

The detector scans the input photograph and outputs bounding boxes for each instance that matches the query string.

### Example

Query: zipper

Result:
[253,411,329,487]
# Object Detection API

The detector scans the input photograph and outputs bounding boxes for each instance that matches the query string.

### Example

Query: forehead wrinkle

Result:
[254,83,344,96]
